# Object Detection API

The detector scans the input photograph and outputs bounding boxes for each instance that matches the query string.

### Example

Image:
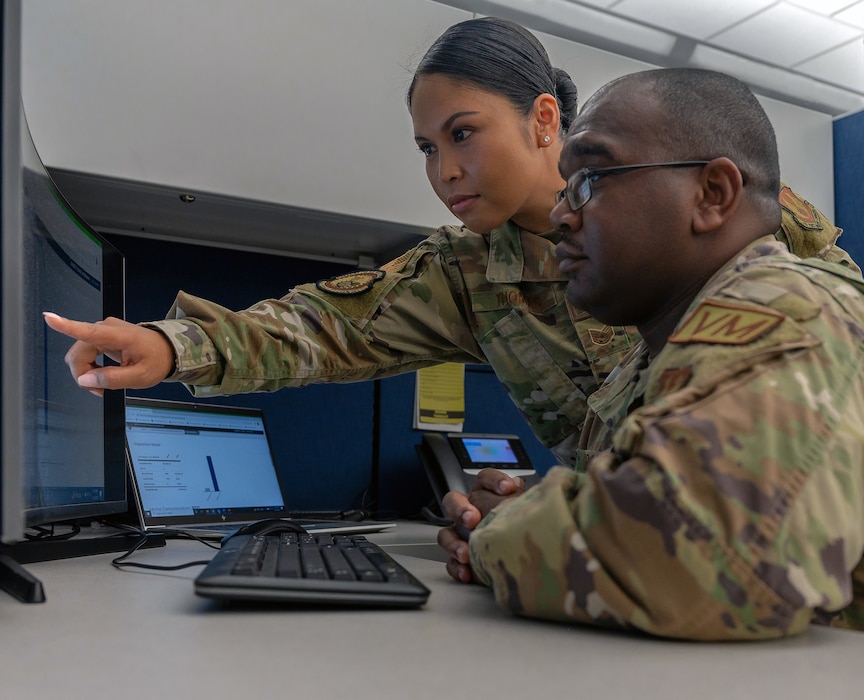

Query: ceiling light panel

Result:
[711,3,862,66]
[612,0,774,41]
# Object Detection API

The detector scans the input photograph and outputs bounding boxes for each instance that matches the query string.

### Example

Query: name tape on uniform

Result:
[669,299,784,345]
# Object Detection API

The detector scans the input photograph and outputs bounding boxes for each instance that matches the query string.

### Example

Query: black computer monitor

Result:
[1,0,128,602]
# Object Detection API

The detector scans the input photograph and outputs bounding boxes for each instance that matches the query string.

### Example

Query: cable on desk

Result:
[109,525,219,571]
[24,522,81,541]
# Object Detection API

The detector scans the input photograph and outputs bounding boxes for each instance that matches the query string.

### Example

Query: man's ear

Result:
[692,157,743,234]
[533,93,560,147]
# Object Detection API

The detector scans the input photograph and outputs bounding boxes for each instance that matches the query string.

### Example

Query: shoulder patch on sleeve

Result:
[315,270,385,296]
[779,185,822,231]
[669,299,785,345]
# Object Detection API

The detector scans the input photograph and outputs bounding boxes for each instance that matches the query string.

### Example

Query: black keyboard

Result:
[194,531,430,607]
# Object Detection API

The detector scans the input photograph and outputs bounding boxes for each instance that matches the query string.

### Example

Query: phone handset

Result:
[415,433,471,511]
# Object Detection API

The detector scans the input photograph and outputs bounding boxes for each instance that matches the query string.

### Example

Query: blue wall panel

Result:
[108,234,373,512]
[833,111,864,266]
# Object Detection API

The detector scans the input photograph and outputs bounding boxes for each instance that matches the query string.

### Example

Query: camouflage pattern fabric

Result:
[144,186,856,468]
[468,237,864,641]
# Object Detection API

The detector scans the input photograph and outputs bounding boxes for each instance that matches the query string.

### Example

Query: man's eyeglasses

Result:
[557,160,711,212]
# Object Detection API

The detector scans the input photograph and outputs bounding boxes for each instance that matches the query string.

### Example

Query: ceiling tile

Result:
[796,39,864,91]
[690,42,864,113]
[836,2,864,29]
[785,0,859,14]
[711,3,862,66]
[611,0,774,40]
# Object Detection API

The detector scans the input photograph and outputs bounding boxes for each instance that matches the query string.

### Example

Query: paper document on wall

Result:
[413,363,464,432]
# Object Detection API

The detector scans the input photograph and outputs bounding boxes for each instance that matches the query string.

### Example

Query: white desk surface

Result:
[1,521,861,700]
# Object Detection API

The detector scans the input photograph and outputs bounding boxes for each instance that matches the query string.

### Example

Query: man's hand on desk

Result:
[437,468,525,584]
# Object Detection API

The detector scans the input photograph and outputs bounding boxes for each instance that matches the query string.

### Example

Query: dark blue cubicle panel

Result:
[108,234,373,512]
[833,111,864,266]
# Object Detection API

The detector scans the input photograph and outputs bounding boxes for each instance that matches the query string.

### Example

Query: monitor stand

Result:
[0,553,45,603]
[0,530,166,603]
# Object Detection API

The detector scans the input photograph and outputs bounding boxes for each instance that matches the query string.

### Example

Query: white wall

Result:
[20,0,835,241]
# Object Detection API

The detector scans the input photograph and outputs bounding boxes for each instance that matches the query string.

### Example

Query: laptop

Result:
[124,397,394,539]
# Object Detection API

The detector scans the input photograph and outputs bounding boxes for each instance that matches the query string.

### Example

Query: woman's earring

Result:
[543,135,551,144]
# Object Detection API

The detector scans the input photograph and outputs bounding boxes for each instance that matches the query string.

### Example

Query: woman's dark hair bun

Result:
[552,67,578,133]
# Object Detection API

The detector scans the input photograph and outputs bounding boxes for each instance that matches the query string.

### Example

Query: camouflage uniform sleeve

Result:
[778,183,861,273]
[469,262,864,641]
[142,236,485,397]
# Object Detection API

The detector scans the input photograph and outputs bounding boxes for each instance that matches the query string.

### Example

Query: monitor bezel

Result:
[19,133,127,530]
[1,0,25,544]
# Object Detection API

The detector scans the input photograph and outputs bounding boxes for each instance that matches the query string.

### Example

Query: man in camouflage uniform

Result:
[442,67,864,641]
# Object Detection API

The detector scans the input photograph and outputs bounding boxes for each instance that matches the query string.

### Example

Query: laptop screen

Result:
[125,397,291,529]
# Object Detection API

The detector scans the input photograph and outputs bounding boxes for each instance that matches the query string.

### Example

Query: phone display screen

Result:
[462,438,519,464]
[447,434,533,473]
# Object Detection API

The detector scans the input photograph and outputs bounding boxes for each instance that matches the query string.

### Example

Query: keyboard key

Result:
[343,548,384,582]
[300,542,328,579]
[321,546,357,581]
[276,543,302,578]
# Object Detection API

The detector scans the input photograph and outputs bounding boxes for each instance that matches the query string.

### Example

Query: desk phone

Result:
[416,433,537,510]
